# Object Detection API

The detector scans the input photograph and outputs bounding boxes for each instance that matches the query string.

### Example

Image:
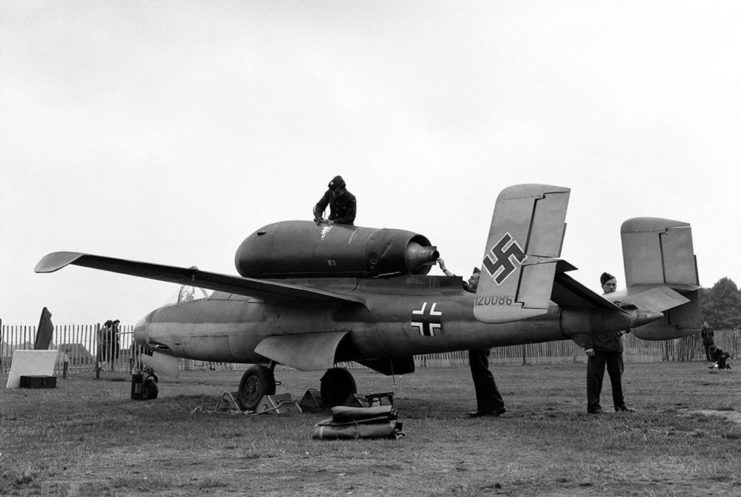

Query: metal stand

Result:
[211,392,301,415]
[254,393,302,415]
[215,392,243,412]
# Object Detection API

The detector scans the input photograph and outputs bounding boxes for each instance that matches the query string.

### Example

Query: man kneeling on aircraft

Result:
[439,259,507,418]
[313,175,357,225]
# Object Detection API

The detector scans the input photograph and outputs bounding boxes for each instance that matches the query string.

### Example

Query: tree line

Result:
[699,277,741,330]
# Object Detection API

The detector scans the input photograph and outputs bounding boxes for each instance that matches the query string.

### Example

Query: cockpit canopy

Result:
[171,285,211,305]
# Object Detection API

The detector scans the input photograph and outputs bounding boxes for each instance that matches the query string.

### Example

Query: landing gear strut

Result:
[320,367,357,407]
[237,364,276,410]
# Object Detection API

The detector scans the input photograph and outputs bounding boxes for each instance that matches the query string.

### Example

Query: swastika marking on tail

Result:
[482,233,526,285]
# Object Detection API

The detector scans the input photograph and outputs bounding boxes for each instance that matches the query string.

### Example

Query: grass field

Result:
[1,361,740,497]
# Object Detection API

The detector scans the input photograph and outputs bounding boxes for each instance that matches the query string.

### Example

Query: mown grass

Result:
[1,362,740,496]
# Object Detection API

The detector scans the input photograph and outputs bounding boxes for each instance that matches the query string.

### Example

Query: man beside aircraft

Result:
[438,259,507,418]
[584,272,634,414]
[313,175,357,225]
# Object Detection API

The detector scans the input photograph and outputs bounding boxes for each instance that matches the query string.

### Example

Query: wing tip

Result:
[34,252,85,273]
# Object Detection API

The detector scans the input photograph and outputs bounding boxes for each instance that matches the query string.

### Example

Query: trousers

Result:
[469,348,505,413]
[586,350,625,411]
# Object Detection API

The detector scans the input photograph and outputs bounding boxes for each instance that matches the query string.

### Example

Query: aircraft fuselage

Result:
[134,275,646,368]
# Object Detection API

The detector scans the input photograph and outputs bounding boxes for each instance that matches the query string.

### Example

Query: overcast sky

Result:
[2,1,739,325]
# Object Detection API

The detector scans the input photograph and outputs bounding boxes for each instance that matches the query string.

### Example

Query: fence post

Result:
[95,323,101,379]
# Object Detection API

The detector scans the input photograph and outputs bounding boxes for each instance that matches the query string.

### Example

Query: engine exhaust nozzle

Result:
[405,242,440,274]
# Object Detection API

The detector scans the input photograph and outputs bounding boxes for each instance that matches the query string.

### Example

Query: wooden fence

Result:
[1,321,738,376]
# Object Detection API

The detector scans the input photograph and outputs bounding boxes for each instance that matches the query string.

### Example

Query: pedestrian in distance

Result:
[111,319,121,372]
[701,322,715,361]
[96,320,113,377]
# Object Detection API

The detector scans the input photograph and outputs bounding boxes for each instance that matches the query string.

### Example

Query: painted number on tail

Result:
[482,233,526,285]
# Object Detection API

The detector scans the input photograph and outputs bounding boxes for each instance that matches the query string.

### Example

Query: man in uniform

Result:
[701,322,715,361]
[438,259,507,417]
[584,272,634,414]
[708,345,731,369]
[313,175,357,225]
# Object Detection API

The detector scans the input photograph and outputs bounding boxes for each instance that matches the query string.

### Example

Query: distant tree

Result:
[699,277,741,329]
[698,287,712,323]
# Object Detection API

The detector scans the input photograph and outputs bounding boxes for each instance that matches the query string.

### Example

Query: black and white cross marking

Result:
[411,302,442,337]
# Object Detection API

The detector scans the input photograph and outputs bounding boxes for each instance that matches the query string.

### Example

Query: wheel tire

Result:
[237,365,276,411]
[141,376,159,400]
[320,367,357,407]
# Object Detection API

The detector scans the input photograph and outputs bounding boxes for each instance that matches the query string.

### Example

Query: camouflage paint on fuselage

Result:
[134,275,645,369]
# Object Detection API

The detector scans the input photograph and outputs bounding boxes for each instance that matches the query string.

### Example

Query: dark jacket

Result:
[710,347,730,362]
[585,330,624,353]
[314,189,357,225]
[585,290,625,353]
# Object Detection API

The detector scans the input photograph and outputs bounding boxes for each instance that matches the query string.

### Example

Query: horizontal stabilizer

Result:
[255,332,350,371]
[630,298,700,340]
[474,184,570,323]
[552,269,624,312]
[617,286,700,340]
[35,252,366,306]
[606,285,689,313]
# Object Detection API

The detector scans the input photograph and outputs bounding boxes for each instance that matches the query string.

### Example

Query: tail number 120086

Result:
[475,296,514,306]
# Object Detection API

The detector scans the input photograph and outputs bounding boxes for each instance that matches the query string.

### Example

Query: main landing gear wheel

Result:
[237,365,276,411]
[320,367,357,407]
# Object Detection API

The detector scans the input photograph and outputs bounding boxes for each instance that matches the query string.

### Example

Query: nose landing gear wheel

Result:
[320,367,357,407]
[237,365,276,410]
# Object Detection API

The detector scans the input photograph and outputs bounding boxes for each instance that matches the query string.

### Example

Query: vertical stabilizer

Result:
[620,218,701,339]
[474,184,570,323]
[621,217,699,288]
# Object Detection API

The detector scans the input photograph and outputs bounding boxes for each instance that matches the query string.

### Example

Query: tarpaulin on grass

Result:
[312,405,404,440]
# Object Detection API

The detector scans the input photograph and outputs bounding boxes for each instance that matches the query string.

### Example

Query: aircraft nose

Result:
[133,312,152,346]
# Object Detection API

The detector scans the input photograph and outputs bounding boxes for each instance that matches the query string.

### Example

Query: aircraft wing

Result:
[35,251,366,306]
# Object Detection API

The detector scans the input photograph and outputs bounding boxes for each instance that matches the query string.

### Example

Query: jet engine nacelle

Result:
[235,220,439,278]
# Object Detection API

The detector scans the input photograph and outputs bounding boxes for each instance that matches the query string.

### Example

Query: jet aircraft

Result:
[35,184,701,410]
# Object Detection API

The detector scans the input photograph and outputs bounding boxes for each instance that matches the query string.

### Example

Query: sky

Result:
[1,1,739,326]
